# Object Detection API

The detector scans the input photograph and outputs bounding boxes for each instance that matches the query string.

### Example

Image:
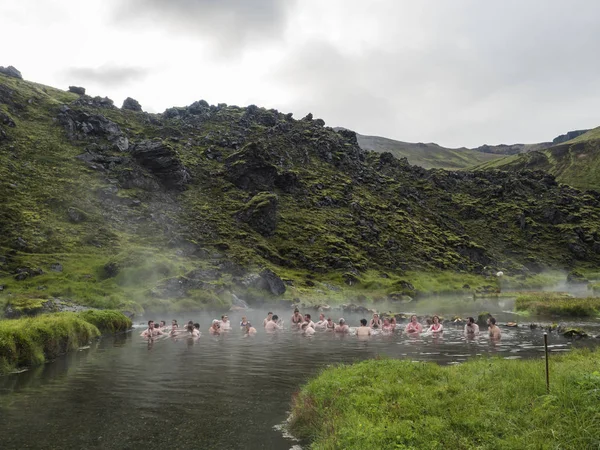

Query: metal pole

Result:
[544,332,550,393]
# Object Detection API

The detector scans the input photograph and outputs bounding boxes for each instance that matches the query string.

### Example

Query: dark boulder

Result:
[236,192,278,236]
[259,268,286,295]
[14,267,43,281]
[122,97,142,112]
[50,263,63,272]
[58,109,122,140]
[67,207,87,223]
[68,86,86,95]
[274,171,300,193]
[103,262,119,278]
[0,111,16,127]
[224,142,278,192]
[129,140,191,190]
[0,66,22,79]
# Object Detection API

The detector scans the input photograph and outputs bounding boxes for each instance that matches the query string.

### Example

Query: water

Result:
[1,303,599,449]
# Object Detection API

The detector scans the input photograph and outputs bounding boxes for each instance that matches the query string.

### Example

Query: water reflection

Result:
[0,307,598,450]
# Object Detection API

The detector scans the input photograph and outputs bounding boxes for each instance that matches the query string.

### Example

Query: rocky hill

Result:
[352,133,503,170]
[475,127,600,191]
[2,70,600,314]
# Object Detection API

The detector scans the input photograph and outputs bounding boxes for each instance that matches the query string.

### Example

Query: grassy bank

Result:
[289,350,600,449]
[515,292,600,317]
[0,310,132,374]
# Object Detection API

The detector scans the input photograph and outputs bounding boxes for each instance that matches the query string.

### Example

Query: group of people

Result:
[141,309,502,341]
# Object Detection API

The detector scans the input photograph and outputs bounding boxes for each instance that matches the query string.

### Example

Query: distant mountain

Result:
[472,142,553,155]
[475,127,600,191]
[352,133,504,170]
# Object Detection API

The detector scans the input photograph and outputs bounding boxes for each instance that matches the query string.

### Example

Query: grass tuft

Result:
[289,350,600,449]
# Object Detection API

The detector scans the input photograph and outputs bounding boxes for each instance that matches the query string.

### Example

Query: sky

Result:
[2,0,599,148]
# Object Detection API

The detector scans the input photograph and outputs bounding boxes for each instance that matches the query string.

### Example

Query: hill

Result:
[2,71,600,314]
[475,127,600,191]
[354,133,504,169]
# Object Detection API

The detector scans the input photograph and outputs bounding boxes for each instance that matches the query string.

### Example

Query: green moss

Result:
[289,350,600,449]
[0,313,100,374]
[77,310,132,333]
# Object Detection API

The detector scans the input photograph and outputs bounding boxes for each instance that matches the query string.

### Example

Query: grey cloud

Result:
[63,65,148,87]
[268,0,600,147]
[113,0,297,53]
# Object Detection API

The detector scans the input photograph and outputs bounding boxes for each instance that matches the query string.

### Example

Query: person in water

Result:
[356,318,371,336]
[220,315,231,331]
[369,313,382,329]
[159,320,167,331]
[172,319,178,328]
[315,313,327,329]
[240,316,250,327]
[303,314,315,329]
[244,323,257,336]
[209,320,221,335]
[291,308,303,326]
[488,317,502,340]
[335,318,349,333]
[326,317,336,331]
[263,312,273,327]
[141,320,164,338]
[265,315,283,332]
[169,323,180,337]
[301,322,315,336]
[464,317,480,336]
[427,315,444,333]
[390,316,397,329]
[382,317,394,332]
[404,315,423,334]
[187,323,200,338]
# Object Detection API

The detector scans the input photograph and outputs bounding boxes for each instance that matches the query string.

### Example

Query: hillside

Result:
[476,127,600,191]
[355,133,503,169]
[2,71,600,314]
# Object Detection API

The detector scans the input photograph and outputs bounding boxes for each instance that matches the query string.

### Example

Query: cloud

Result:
[112,0,297,53]
[266,0,600,147]
[62,65,148,87]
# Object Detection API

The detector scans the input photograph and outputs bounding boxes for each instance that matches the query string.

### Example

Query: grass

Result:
[77,310,132,333]
[0,310,131,373]
[289,350,600,449]
[515,292,600,317]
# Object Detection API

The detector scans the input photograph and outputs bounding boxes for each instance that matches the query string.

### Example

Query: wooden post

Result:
[544,332,550,393]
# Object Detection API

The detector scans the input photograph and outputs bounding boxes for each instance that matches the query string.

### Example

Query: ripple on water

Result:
[1,308,599,449]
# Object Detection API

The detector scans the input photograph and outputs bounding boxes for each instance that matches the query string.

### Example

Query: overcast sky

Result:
[2,0,599,147]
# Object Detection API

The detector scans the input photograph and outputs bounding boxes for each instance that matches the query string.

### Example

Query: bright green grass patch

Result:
[0,313,100,374]
[77,310,132,333]
[515,292,600,317]
[289,350,600,449]
[0,310,131,373]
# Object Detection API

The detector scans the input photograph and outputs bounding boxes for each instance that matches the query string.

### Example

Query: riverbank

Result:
[0,310,132,374]
[289,349,600,449]
[515,292,600,317]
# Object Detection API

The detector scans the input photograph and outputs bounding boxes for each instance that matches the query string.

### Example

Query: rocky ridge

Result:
[2,69,600,313]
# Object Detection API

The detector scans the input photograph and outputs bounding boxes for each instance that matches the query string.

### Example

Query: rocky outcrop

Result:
[236,192,278,236]
[129,140,191,190]
[68,86,86,95]
[0,66,22,79]
[225,142,279,192]
[58,106,122,140]
[552,130,589,144]
[260,268,286,295]
[122,97,142,112]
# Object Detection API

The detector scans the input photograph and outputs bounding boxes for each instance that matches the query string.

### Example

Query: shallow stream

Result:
[1,299,599,449]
